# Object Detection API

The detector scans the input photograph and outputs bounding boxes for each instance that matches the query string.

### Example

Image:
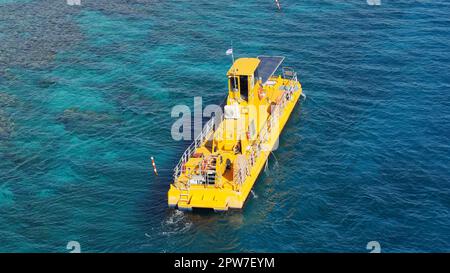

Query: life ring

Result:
[258,86,265,100]
[201,159,208,171]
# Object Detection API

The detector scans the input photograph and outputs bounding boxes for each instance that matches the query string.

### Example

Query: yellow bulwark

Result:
[168,56,303,211]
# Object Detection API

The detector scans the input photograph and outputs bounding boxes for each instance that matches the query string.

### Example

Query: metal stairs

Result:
[206,171,216,185]
[179,187,190,203]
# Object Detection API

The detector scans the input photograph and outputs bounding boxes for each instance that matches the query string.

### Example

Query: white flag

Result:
[226,48,233,55]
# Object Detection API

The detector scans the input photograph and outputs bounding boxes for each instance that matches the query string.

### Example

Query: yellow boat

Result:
[168,56,303,211]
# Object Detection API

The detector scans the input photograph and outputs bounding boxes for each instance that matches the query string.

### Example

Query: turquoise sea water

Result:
[1,0,449,252]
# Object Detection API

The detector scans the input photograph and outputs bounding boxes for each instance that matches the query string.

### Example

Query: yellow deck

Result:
[168,57,302,211]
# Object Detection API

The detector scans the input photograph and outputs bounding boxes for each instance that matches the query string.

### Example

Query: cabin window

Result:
[239,76,248,100]
[229,76,238,91]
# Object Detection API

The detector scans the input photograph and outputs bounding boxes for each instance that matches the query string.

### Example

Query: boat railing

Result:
[253,68,298,154]
[173,113,223,182]
[282,66,298,82]
[257,97,284,150]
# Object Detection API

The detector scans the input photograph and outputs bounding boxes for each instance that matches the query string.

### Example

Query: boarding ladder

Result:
[179,181,190,203]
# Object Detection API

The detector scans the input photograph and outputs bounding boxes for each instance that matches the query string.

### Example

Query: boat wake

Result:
[251,190,258,199]
[160,210,192,236]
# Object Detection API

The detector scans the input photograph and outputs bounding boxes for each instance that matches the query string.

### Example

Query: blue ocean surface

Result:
[0,0,449,252]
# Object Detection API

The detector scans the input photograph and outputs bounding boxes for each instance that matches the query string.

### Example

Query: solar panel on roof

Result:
[255,56,285,84]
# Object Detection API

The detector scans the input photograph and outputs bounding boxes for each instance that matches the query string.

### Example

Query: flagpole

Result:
[228,42,237,92]
[231,42,235,65]
[226,40,238,91]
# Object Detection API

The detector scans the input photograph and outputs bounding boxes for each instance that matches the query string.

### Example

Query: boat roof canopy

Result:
[255,56,285,84]
[227,58,260,76]
[226,56,285,84]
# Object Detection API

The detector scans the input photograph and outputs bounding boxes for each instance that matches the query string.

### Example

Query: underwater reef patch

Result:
[0,110,14,139]
[37,77,59,89]
[0,92,17,108]
[81,0,159,17]
[0,187,14,207]
[57,107,123,136]
[0,0,83,69]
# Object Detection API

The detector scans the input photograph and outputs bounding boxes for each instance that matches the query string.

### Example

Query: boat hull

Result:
[168,86,302,211]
